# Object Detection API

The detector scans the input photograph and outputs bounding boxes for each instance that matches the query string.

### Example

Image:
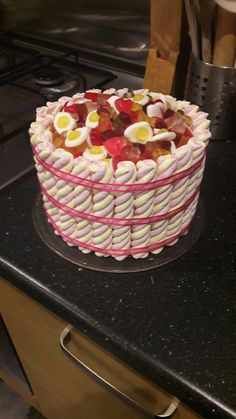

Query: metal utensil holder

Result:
[185,54,236,139]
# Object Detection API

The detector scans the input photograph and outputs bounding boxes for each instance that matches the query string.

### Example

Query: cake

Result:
[29,88,211,260]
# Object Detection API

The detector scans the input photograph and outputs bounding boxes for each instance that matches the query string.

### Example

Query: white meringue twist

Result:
[131,160,157,259]
[34,141,60,224]
[150,155,177,254]
[112,161,136,261]
[72,157,93,253]
[91,161,114,257]
[165,144,193,241]
[50,149,77,241]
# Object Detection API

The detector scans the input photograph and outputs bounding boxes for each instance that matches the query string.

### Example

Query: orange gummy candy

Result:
[131,102,142,112]
[97,94,111,106]
[174,135,189,148]
[53,133,64,148]
[146,141,171,160]
[52,132,87,157]
[136,110,156,127]
[98,115,113,132]
[63,142,87,157]
[152,147,170,160]
[184,115,192,126]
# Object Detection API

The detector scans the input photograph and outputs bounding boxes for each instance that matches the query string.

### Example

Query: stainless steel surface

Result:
[0,1,149,66]
[32,194,205,273]
[185,54,236,139]
[60,324,180,418]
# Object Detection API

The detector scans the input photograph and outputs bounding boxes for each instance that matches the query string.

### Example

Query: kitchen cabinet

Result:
[0,277,201,419]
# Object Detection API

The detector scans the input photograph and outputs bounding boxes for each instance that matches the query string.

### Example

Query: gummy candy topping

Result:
[136,127,149,142]
[89,111,100,122]
[90,146,103,154]
[68,131,81,140]
[57,116,70,129]
[51,89,193,164]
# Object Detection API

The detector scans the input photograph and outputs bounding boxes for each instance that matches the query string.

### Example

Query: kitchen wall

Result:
[0,0,150,65]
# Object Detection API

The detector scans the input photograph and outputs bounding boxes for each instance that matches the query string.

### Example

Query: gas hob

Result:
[0,32,144,190]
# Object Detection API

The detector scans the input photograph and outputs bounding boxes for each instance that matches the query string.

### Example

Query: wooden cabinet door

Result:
[0,278,200,419]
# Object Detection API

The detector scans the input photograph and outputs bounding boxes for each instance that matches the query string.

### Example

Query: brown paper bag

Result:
[144,0,183,94]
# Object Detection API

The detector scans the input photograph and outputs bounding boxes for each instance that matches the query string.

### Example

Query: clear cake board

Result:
[33,194,205,273]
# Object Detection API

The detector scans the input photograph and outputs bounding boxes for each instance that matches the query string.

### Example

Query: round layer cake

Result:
[30,88,211,260]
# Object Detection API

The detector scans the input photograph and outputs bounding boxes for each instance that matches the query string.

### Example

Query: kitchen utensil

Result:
[185,0,201,58]
[199,0,215,62]
[213,6,236,66]
[214,0,236,13]
[185,53,236,139]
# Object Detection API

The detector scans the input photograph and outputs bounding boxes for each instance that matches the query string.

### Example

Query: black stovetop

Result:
[1,31,146,193]
[0,32,122,190]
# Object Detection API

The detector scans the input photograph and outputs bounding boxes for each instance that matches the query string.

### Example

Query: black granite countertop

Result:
[0,140,235,419]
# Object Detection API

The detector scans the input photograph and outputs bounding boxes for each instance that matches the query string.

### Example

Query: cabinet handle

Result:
[60,325,179,418]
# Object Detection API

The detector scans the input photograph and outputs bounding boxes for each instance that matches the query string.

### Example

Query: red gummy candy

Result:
[77,103,88,121]
[152,98,163,105]
[164,108,175,118]
[89,129,103,146]
[97,94,111,106]
[120,145,141,163]
[112,155,123,171]
[115,98,133,114]
[140,150,153,160]
[84,91,99,102]
[113,126,125,137]
[184,126,193,138]
[73,151,83,158]
[63,103,79,114]
[98,115,113,132]
[155,117,166,129]
[118,112,132,126]
[165,112,185,135]
[101,130,114,140]
[104,137,126,157]
[130,111,139,123]
[77,121,85,128]
[174,127,193,148]
[97,105,112,117]
[138,144,145,153]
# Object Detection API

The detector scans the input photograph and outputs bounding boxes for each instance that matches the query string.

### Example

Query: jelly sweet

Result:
[51,90,195,163]
[164,111,186,135]
[89,129,103,146]
[104,137,126,156]
[115,98,133,114]
[98,115,113,132]
[112,155,123,171]
[120,145,141,163]
[84,91,99,102]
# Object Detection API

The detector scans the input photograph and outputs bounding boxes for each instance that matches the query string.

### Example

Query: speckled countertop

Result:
[0,140,235,419]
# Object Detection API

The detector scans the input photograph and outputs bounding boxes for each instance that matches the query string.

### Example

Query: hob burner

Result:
[32,66,79,98]
[33,66,64,86]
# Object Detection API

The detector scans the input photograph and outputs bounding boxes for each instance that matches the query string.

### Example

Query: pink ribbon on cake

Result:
[33,145,205,193]
[47,211,193,256]
[40,181,200,226]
